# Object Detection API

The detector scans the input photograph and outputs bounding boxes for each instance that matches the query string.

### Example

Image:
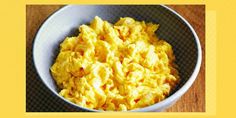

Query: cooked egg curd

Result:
[50,16,179,111]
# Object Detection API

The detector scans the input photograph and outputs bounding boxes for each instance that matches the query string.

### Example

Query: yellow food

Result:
[50,16,179,111]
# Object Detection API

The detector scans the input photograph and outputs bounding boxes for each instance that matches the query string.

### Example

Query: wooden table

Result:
[26,5,205,112]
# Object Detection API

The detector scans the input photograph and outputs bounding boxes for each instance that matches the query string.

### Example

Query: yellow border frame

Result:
[1,0,225,118]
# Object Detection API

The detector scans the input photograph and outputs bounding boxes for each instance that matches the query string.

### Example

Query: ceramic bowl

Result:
[33,5,202,112]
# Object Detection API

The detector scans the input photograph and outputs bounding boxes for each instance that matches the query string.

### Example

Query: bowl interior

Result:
[33,5,199,111]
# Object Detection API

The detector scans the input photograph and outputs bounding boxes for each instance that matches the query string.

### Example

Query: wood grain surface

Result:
[26,5,205,112]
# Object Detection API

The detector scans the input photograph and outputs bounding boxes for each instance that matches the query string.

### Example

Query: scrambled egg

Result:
[50,16,179,111]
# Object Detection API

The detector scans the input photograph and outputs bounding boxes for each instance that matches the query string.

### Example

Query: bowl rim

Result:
[32,4,202,112]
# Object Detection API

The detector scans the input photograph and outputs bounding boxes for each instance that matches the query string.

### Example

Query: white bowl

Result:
[33,5,202,112]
